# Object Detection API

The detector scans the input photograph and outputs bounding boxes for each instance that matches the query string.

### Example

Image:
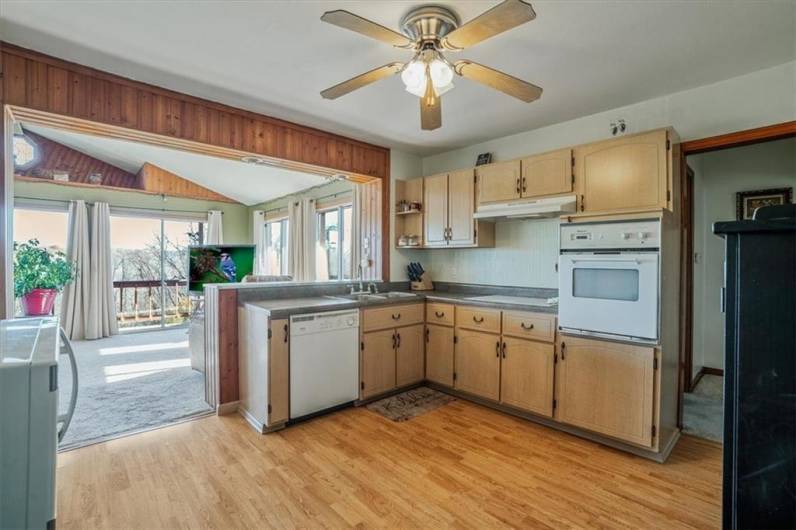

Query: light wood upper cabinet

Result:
[361,329,397,399]
[555,335,656,447]
[455,328,501,401]
[423,173,449,247]
[574,129,670,214]
[447,169,476,245]
[425,324,454,386]
[521,148,573,198]
[476,160,521,204]
[423,170,493,248]
[500,337,554,417]
[396,324,425,387]
[268,319,290,425]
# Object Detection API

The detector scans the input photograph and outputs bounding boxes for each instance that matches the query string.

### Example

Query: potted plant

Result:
[14,239,76,316]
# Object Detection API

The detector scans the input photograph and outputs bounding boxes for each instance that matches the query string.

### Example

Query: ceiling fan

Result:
[319,0,542,131]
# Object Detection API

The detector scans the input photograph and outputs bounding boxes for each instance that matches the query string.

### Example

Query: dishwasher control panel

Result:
[290,310,359,336]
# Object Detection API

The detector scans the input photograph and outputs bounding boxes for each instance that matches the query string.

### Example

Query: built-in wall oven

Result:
[559,220,661,342]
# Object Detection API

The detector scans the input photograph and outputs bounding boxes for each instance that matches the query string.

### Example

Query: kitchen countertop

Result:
[246,290,557,319]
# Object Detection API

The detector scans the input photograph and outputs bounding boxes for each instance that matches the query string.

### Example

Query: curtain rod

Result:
[14,195,222,215]
[260,189,352,215]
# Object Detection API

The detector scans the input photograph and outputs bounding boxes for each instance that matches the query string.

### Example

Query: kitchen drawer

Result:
[455,306,501,334]
[502,312,556,342]
[362,303,424,332]
[426,302,454,327]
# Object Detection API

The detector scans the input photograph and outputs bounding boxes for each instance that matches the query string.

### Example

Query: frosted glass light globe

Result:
[401,61,426,97]
[429,59,454,88]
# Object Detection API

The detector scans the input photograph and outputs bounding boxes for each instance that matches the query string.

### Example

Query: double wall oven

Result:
[559,220,661,343]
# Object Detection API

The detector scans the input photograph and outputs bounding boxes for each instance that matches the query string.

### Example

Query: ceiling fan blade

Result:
[441,0,536,50]
[454,60,542,103]
[321,10,414,48]
[420,80,442,131]
[321,62,404,100]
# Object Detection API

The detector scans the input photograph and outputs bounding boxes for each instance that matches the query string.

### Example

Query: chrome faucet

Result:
[367,282,378,294]
[357,264,365,293]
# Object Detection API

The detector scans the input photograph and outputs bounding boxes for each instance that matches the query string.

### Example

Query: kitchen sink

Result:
[331,294,386,302]
[382,292,417,299]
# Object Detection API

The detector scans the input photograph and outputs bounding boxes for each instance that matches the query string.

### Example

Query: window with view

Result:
[318,204,352,280]
[264,218,289,276]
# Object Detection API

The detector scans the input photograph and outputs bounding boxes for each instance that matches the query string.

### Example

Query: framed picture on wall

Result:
[736,187,793,220]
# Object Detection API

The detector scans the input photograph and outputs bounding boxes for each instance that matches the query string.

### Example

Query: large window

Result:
[318,204,352,280]
[264,218,289,276]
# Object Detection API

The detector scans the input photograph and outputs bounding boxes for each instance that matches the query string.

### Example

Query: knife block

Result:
[410,272,434,291]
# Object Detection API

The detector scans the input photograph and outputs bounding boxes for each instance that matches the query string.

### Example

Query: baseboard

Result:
[216,400,240,416]
[689,366,724,392]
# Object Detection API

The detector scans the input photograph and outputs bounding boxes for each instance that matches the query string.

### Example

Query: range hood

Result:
[473,195,577,220]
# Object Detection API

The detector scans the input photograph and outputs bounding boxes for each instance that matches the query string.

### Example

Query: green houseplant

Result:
[14,239,76,316]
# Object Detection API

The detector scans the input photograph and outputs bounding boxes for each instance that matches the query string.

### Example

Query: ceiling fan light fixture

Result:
[401,56,454,98]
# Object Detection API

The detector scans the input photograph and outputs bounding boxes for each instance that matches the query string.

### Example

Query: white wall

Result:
[412,61,796,288]
[690,138,796,373]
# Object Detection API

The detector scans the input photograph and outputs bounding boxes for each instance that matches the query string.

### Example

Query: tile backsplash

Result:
[422,218,559,288]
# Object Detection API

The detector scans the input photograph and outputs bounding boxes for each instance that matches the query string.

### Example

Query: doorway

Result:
[679,123,796,442]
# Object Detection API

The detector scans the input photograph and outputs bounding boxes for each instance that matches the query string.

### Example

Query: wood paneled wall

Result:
[136,162,237,203]
[16,129,138,187]
[0,43,390,180]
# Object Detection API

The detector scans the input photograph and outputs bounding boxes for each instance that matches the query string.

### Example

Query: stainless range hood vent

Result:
[473,195,577,220]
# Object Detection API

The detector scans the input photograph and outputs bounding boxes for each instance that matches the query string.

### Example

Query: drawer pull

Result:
[473,315,485,323]
[392,313,401,320]
[435,311,445,318]
[520,322,535,330]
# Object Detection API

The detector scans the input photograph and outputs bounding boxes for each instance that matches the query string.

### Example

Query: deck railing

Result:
[114,279,191,327]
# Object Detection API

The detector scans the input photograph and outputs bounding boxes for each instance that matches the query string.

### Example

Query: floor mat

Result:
[59,328,212,449]
[366,386,455,422]
[683,374,723,443]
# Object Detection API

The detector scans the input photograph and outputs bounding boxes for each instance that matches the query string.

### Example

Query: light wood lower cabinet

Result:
[361,329,397,399]
[454,328,501,401]
[396,324,424,387]
[555,336,656,447]
[425,324,454,386]
[499,337,554,418]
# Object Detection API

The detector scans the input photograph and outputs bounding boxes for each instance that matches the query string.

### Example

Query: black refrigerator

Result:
[714,205,796,530]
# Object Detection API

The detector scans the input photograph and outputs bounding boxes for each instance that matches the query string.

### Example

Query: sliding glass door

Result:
[111,215,202,331]
[318,204,352,280]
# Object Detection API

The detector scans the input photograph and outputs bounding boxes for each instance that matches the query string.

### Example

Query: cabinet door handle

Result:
[516,177,521,194]
[425,327,430,342]
[396,333,401,348]
[435,311,445,318]
[579,194,585,212]
[392,333,397,349]
[392,313,401,320]
[522,177,527,193]
[283,323,288,343]
[502,342,507,358]
[520,322,535,330]
[561,341,566,361]
[495,341,500,357]
[473,315,484,323]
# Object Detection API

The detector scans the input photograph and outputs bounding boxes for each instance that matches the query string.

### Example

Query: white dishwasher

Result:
[289,309,359,420]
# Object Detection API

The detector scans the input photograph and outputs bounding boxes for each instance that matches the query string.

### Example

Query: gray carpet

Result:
[683,374,723,443]
[58,328,211,450]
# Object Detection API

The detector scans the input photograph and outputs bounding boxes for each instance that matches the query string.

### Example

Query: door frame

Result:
[677,120,796,426]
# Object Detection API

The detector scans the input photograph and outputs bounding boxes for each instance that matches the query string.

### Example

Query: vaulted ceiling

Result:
[1,1,794,155]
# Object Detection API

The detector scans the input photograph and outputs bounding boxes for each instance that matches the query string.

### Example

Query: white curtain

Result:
[252,210,268,274]
[351,181,382,280]
[86,202,118,339]
[206,210,223,244]
[60,201,91,340]
[288,198,316,281]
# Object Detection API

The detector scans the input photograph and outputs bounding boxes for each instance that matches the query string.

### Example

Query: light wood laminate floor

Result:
[57,399,722,529]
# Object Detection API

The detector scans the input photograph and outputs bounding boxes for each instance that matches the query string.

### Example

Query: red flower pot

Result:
[21,288,58,316]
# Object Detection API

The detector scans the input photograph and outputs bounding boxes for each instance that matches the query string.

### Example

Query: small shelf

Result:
[395,209,422,216]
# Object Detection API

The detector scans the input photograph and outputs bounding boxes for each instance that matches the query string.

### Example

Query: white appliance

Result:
[0,318,77,529]
[289,309,359,419]
[473,195,577,220]
[558,220,661,342]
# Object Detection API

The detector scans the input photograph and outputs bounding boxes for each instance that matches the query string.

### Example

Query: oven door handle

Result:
[569,258,646,265]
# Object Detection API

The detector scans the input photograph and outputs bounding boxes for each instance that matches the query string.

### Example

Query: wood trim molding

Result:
[689,366,724,392]
[682,121,796,155]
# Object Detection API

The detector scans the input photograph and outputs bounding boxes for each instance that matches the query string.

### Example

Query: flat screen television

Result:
[188,244,255,293]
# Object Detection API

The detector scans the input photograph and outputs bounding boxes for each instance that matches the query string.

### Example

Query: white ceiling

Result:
[2,1,794,155]
[24,123,328,206]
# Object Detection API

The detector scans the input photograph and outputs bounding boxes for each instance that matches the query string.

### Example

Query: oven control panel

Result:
[560,220,661,250]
